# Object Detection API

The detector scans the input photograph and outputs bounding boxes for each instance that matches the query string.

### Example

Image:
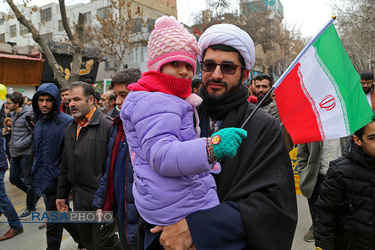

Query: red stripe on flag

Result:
[275,63,322,144]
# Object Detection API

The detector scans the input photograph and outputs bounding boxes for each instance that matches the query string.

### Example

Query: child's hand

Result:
[209,128,247,159]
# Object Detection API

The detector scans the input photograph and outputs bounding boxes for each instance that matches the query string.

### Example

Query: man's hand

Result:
[56,199,68,212]
[151,218,194,250]
[96,209,103,222]
[96,209,111,227]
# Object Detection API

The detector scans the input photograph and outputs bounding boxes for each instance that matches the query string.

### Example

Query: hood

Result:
[344,136,375,168]
[14,104,33,117]
[32,83,62,119]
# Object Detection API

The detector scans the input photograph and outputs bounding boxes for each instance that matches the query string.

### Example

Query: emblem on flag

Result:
[319,95,336,111]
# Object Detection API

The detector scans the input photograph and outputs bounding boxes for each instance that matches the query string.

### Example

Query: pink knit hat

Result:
[147,16,201,74]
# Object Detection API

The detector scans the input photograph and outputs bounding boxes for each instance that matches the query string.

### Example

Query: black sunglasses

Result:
[200,61,244,75]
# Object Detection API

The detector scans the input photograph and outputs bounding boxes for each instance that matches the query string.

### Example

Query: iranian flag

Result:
[274,18,373,144]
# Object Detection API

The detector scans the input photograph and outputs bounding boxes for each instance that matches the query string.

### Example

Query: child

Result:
[121,16,247,227]
[314,115,375,249]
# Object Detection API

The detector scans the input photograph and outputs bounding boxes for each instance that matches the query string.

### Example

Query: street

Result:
[1,170,316,250]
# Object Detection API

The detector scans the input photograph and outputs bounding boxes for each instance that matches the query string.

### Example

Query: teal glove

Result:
[210,127,247,159]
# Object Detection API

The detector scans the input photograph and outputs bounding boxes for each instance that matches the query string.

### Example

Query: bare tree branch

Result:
[5,0,66,86]
[6,0,92,88]
[58,0,74,42]
[69,13,84,84]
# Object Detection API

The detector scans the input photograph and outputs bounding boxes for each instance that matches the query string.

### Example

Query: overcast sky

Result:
[0,0,333,37]
[176,0,333,38]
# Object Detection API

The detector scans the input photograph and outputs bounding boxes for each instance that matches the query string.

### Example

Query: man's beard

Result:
[255,92,271,102]
[363,86,372,94]
[202,78,243,103]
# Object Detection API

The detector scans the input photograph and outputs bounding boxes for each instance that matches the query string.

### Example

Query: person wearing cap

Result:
[152,24,298,249]
[121,16,248,248]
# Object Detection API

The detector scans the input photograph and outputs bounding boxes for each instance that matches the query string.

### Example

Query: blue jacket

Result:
[93,116,137,245]
[0,130,8,171]
[31,83,73,195]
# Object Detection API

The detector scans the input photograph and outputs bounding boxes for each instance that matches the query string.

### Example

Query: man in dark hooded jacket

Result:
[31,83,83,250]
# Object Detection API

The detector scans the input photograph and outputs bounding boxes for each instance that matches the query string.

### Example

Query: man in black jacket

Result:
[56,82,121,250]
[145,23,297,250]
[315,115,375,250]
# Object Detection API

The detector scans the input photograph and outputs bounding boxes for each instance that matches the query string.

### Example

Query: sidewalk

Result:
[0,169,78,250]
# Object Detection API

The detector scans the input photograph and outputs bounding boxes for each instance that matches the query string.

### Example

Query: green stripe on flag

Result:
[313,24,373,133]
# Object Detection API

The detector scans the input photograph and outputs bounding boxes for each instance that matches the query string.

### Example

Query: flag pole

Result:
[240,86,274,129]
[273,16,336,89]
[240,16,336,129]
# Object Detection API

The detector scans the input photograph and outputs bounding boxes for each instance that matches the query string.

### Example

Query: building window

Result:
[58,19,69,31]
[58,20,63,31]
[97,7,110,19]
[147,19,155,33]
[19,23,29,35]
[83,12,91,25]
[42,32,53,41]
[40,7,52,22]
[131,45,147,63]
[132,18,142,33]
[105,59,117,71]
[0,18,4,25]
[0,33,5,43]
[10,25,17,37]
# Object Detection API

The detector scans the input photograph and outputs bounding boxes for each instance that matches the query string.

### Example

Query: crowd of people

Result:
[0,15,374,250]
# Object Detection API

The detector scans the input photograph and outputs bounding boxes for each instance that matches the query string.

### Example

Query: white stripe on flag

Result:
[299,46,347,140]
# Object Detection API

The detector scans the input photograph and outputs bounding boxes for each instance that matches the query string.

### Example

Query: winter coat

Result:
[108,108,120,118]
[92,116,137,245]
[260,98,283,128]
[297,138,347,198]
[121,90,219,226]
[56,108,113,211]
[315,137,375,250]
[9,104,33,158]
[188,105,297,249]
[31,83,73,195]
[0,130,8,171]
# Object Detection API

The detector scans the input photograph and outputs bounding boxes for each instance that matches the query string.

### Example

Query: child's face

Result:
[6,120,11,127]
[354,121,375,158]
[161,61,194,79]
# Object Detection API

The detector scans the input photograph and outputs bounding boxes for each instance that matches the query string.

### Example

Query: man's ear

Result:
[88,95,95,106]
[110,100,115,106]
[353,135,363,147]
[242,69,250,84]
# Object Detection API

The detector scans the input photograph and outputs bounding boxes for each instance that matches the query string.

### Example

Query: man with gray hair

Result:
[147,24,298,249]
[99,90,119,118]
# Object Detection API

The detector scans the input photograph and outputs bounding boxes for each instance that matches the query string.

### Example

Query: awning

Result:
[0,54,44,86]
